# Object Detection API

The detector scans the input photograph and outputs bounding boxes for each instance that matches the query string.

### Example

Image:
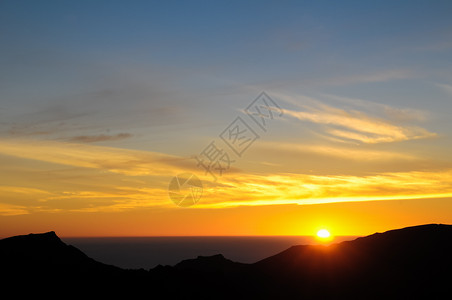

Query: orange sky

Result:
[2,193,452,237]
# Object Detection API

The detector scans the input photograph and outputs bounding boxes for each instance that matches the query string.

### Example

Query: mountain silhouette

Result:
[1,224,451,298]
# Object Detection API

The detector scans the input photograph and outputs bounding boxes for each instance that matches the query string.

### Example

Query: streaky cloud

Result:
[66,133,133,143]
[279,93,436,144]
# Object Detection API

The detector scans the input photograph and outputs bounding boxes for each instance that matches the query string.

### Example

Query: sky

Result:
[1,0,452,237]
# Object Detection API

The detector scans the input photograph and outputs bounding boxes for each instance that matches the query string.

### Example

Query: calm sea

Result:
[62,236,358,269]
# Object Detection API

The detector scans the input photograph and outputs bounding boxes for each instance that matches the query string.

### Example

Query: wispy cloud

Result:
[321,94,429,122]
[3,166,452,214]
[196,169,452,208]
[0,139,194,176]
[0,203,30,216]
[436,83,452,96]
[325,69,416,86]
[66,133,133,143]
[257,141,417,162]
[280,95,436,144]
[414,40,452,52]
[1,137,450,214]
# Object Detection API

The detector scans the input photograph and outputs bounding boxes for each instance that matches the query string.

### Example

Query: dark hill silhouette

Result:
[0,231,130,294]
[1,231,104,268]
[174,253,246,272]
[1,224,452,299]
[0,231,121,272]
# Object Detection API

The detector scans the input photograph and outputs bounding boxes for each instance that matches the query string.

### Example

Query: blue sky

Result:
[2,0,452,164]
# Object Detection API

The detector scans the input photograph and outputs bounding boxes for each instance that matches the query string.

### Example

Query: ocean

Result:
[62,236,358,269]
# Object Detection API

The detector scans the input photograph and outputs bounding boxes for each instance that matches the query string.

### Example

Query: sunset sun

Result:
[317,229,331,239]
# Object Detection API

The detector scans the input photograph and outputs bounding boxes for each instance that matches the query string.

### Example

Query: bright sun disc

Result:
[317,229,330,238]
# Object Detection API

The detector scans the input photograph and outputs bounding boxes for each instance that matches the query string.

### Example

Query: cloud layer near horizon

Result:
[0,135,450,216]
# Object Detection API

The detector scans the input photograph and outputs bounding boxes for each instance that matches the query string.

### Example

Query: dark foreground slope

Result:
[254,224,452,298]
[1,224,452,299]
